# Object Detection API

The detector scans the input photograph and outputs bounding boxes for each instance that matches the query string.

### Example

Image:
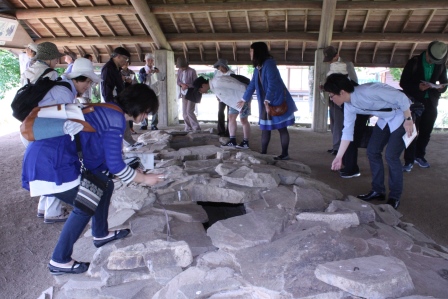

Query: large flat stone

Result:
[151,202,208,223]
[188,183,263,204]
[207,209,288,251]
[293,185,327,212]
[296,212,360,232]
[315,255,415,299]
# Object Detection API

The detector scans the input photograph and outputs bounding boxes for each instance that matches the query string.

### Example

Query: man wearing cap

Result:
[24,42,37,69]
[176,56,200,131]
[138,53,160,130]
[400,41,447,171]
[100,47,137,145]
[64,51,77,74]
[323,46,358,156]
[213,58,231,137]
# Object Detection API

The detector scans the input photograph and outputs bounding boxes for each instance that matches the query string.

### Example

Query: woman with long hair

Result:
[238,42,297,160]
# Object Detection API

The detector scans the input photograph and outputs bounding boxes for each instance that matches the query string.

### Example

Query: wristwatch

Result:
[405,116,412,121]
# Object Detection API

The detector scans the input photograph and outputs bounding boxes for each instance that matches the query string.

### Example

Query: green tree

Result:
[0,50,21,100]
[389,68,403,81]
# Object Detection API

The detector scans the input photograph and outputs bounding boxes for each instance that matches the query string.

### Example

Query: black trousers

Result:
[404,99,438,164]
[217,100,229,136]
[343,114,370,173]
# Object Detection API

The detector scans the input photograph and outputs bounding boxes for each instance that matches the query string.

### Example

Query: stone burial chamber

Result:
[39,129,448,299]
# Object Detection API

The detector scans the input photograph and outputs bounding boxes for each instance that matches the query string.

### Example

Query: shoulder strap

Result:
[37,68,55,81]
[82,103,124,115]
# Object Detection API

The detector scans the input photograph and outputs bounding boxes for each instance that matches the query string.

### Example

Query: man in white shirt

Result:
[323,73,414,210]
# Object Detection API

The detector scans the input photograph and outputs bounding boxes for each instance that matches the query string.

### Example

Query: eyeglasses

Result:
[329,93,339,99]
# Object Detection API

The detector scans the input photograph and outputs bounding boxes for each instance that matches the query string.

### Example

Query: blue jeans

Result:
[367,123,405,200]
[51,172,114,263]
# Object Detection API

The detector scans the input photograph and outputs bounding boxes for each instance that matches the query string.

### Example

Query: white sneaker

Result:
[44,210,70,224]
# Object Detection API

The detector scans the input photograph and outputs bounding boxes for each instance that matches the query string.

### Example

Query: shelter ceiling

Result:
[1,0,447,67]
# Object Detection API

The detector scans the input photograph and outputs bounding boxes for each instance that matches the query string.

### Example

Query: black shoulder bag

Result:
[74,134,108,216]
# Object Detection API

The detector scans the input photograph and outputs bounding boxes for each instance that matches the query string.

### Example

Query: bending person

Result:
[323,73,414,209]
[193,75,251,149]
[21,84,163,275]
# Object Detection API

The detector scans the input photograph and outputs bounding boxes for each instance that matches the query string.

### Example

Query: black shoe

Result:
[357,191,385,201]
[140,126,148,130]
[386,198,400,209]
[339,171,361,179]
[151,125,158,130]
[48,261,90,275]
[93,229,130,248]
[274,154,290,161]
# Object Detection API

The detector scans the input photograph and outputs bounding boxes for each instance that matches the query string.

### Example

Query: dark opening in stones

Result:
[197,201,246,229]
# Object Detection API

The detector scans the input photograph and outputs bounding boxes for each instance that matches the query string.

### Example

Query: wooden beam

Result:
[302,41,306,61]
[409,43,418,59]
[187,14,198,33]
[207,12,215,33]
[38,18,56,38]
[285,10,288,32]
[16,6,136,20]
[215,42,221,60]
[265,11,269,32]
[233,42,237,61]
[382,11,392,33]
[69,17,86,37]
[130,0,171,50]
[36,32,448,46]
[401,10,414,33]
[53,18,71,37]
[149,1,322,14]
[169,13,180,33]
[85,17,101,37]
[100,15,117,36]
[76,46,86,57]
[245,11,251,33]
[337,0,445,11]
[226,12,233,33]
[23,20,41,38]
[90,45,100,63]
[342,10,349,32]
[303,9,308,32]
[134,43,143,61]
[390,44,397,64]
[117,15,132,36]
[372,42,380,63]
[421,10,436,33]
[199,43,204,61]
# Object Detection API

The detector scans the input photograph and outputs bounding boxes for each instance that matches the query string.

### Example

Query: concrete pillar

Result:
[154,50,178,127]
[312,50,330,132]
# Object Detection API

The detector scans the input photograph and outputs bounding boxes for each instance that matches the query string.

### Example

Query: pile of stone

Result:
[39,130,448,299]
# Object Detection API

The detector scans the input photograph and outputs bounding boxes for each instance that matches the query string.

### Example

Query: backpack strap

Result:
[37,68,55,81]
[82,103,124,115]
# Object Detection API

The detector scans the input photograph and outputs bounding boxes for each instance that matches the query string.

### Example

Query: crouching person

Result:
[21,84,164,275]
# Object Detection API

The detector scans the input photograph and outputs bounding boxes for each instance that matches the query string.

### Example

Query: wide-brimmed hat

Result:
[323,46,338,62]
[64,50,77,61]
[427,41,447,65]
[213,58,229,70]
[25,42,38,52]
[33,42,65,61]
[176,56,188,68]
[66,58,101,83]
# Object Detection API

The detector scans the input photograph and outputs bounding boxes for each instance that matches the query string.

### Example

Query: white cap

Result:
[26,42,38,52]
[66,58,101,83]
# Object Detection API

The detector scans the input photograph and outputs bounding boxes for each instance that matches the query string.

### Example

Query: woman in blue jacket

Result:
[239,42,297,160]
[22,84,163,275]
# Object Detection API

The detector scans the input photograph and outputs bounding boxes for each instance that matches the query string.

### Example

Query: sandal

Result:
[48,261,90,275]
[93,229,130,248]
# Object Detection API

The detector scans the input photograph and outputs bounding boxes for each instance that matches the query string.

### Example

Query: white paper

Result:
[420,80,448,89]
[403,124,417,148]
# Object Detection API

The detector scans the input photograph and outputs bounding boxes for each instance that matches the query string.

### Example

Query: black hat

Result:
[112,47,131,58]
[323,46,338,62]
